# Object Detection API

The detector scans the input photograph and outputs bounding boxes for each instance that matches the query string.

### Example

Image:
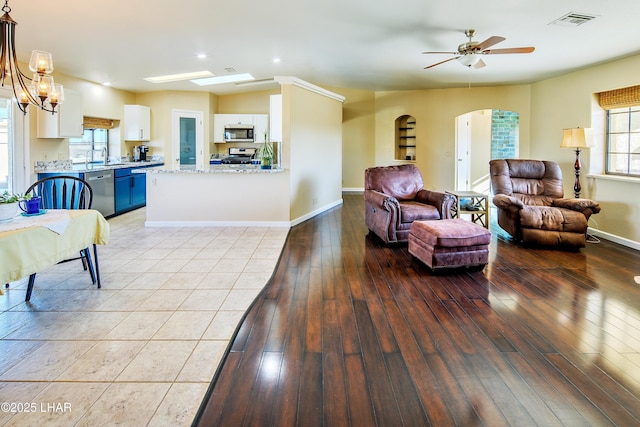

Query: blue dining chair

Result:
[22,175,99,301]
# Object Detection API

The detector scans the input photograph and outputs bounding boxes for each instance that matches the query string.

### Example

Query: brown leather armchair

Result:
[489,159,601,248]
[365,164,455,244]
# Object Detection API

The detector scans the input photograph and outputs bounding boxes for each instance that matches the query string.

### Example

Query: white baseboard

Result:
[290,198,344,227]
[342,187,364,193]
[145,220,291,228]
[588,227,640,251]
[145,199,344,228]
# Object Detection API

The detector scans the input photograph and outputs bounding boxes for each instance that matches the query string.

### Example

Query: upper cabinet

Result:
[269,95,282,143]
[253,114,269,143]
[37,89,83,138]
[124,105,151,141]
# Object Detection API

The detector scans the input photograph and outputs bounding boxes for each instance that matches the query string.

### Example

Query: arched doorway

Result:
[455,109,520,192]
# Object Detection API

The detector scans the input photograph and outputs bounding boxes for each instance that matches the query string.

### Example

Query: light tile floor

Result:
[0,208,288,426]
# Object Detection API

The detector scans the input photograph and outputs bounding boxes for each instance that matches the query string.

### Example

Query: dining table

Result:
[0,209,110,295]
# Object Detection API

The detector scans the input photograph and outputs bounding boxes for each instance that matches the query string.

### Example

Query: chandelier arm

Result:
[0,0,60,114]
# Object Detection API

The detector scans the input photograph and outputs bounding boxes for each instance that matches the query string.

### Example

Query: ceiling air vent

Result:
[549,12,597,26]
[225,67,237,73]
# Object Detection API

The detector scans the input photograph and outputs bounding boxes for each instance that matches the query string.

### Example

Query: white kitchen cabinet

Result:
[269,94,282,142]
[37,89,83,138]
[211,114,226,143]
[253,114,269,143]
[225,114,253,125]
[124,105,151,141]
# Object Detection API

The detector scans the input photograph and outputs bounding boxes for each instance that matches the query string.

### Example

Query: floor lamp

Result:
[561,127,593,198]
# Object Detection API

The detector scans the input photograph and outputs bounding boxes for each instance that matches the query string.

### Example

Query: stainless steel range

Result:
[221,147,257,164]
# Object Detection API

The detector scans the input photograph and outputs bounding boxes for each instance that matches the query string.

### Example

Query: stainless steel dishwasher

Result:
[84,170,115,217]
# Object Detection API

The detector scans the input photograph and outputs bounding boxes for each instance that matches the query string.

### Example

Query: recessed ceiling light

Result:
[144,71,214,84]
[197,53,207,59]
[102,82,111,86]
[273,58,281,63]
[191,73,255,86]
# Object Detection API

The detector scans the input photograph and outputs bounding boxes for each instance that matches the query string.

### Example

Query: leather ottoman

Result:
[408,219,491,270]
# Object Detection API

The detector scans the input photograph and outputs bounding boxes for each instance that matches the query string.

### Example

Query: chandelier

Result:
[0,0,63,114]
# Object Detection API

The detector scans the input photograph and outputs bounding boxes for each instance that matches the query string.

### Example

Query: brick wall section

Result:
[491,110,519,159]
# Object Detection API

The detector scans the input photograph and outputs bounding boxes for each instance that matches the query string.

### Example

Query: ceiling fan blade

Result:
[483,47,535,54]
[473,59,486,69]
[474,36,505,51]
[424,57,457,69]
[422,51,458,55]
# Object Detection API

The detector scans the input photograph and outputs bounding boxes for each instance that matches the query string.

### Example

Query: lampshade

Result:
[458,54,481,67]
[561,127,594,149]
[29,50,54,75]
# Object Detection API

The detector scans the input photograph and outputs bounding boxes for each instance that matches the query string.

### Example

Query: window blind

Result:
[83,116,114,129]
[598,85,640,110]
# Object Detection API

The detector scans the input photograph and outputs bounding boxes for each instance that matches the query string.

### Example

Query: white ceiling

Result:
[10,0,640,95]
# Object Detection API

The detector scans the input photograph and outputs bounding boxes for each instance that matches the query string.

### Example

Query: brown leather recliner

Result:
[489,159,601,248]
[365,164,455,244]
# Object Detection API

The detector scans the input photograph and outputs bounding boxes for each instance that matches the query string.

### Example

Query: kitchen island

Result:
[139,166,293,227]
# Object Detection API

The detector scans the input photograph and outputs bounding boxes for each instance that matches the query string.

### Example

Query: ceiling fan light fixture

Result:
[458,54,481,67]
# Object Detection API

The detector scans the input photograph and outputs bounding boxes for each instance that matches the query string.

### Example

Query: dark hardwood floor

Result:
[193,193,640,426]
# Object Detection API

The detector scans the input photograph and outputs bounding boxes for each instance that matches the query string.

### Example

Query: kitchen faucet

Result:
[85,147,108,169]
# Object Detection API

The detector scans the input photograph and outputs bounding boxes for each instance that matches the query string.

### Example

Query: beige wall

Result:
[328,86,376,190]
[372,85,531,191]
[145,171,291,224]
[134,91,211,163]
[216,89,279,114]
[530,53,640,244]
[285,84,344,221]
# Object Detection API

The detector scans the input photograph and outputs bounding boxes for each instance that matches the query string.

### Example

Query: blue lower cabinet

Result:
[114,177,132,213]
[114,167,148,214]
[131,174,146,207]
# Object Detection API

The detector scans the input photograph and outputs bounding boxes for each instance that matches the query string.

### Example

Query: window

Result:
[0,98,12,192]
[69,128,109,164]
[606,106,640,177]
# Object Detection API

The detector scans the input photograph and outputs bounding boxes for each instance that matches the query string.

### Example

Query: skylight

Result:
[144,71,214,84]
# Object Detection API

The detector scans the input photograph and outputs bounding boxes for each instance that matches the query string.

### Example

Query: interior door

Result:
[172,110,204,170]
[455,113,471,190]
[180,117,196,167]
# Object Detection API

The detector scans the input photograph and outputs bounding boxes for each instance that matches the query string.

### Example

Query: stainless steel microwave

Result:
[224,124,254,142]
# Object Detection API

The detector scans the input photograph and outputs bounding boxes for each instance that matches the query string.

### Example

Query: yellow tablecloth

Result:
[0,209,110,291]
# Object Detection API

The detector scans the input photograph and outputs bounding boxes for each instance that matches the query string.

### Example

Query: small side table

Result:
[446,190,489,228]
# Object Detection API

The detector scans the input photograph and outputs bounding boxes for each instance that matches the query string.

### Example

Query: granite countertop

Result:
[35,160,165,174]
[138,165,284,174]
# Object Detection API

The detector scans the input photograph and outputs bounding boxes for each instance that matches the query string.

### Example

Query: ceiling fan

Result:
[423,29,535,69]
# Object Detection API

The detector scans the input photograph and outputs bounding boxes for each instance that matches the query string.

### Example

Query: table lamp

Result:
[561,127,593,198]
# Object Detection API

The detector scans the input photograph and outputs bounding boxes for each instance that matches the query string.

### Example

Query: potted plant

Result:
[0,190,24,221]
[259,131,273,170]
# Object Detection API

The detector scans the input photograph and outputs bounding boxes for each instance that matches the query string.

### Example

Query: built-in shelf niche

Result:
[395,115,416,161]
